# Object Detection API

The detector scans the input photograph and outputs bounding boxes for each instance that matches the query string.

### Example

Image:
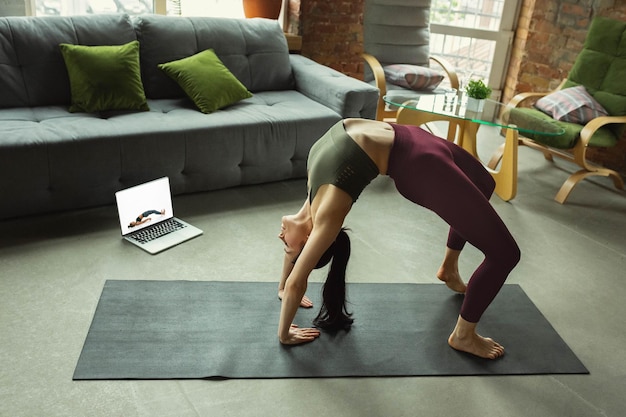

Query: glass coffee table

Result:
[384,94,564,201]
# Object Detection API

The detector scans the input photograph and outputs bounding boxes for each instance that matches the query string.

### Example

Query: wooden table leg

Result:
[459,121,480,157]
[487,128,518,201]
[457,121,518,201]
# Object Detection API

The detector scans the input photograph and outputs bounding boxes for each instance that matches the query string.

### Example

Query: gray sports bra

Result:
[307,121,379,204]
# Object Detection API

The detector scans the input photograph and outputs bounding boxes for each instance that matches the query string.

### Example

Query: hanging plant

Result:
[242,0,283,19]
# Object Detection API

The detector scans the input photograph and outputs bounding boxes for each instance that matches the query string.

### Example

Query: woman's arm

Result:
[277,197,314,307]
[277,253,295,293]
[278,224,337,344]
[277,254,313,307]
[278,191,351,344]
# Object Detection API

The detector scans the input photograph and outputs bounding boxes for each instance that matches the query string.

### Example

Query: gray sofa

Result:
[0,14,378,220]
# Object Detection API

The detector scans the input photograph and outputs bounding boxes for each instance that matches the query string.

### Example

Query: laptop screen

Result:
[115,177,175,236]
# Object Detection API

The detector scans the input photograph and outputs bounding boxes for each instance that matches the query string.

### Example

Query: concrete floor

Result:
[1,126,625,417]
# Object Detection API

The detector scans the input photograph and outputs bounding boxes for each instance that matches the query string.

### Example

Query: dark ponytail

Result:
[312,228,353,331]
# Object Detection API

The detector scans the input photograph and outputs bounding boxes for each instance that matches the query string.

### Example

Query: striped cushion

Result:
[383,64,444,91]
[534,85,609,124]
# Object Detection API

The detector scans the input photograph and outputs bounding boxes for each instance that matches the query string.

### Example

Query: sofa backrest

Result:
[0,14,294,109]
[134,15,294,99]
[0,14,137,108]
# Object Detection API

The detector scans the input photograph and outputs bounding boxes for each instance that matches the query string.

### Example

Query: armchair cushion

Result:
[158,49,252,114]
[567,17,626,116]
[59,40,149,113]
[383,64,444,91]
[534,85,608,125]
[506,107,618,149]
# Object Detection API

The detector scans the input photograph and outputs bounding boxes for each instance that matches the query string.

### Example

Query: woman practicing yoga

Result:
[128,209,165,228]
[276,118,520,359]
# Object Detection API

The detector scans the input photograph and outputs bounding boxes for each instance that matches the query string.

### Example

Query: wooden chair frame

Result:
[362,52,459,122]
[492,80,625,204]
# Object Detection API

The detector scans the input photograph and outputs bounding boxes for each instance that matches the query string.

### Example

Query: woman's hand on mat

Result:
[278,290,314,308]
[280,324,320,345]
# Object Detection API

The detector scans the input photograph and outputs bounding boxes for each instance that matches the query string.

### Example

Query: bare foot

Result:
[278,289,313,308]
[448,316,504,359]
[437,266,467,293]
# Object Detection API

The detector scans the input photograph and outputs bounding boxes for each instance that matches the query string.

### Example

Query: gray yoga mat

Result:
[73,280,588,380]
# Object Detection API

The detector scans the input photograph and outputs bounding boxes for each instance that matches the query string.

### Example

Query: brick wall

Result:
[298,0,365,79]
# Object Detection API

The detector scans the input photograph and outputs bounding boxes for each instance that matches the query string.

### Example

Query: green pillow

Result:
[59,41,149,113]
[158,49,252,114]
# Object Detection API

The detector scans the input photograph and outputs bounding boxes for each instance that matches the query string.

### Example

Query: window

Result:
[34,0,154,16]
[33,0,269,18]
[170,0,244,17]
[430,0,520,99]
[33,0,287,31]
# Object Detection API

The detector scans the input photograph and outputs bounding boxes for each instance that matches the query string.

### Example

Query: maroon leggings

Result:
[387,124,520,323]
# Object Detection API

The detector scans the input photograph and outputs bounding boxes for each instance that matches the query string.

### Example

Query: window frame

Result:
[429,0,522,100]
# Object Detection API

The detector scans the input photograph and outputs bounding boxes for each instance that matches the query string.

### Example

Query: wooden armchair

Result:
[362,0,459,122]
[497,17,626,204]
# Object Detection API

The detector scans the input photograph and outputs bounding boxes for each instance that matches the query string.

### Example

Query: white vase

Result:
[466,97,485,112]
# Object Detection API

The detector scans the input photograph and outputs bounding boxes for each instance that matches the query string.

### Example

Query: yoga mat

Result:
[73,281,588,380]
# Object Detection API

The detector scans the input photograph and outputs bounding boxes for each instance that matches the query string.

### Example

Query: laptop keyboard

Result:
[128,218,187,244]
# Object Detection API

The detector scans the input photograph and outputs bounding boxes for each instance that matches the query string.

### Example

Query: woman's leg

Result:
[434,138,520,323]
[436,138,498,294]
[389,126,519,321]
[440,138,498,252]
[388,125,520,358]
[436,246,466,293]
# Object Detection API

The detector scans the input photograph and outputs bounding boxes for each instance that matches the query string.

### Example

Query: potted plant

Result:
[243,0,282,19]
[464,79,492,112]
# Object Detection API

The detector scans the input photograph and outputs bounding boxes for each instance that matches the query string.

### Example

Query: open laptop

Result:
[115,177,203,254]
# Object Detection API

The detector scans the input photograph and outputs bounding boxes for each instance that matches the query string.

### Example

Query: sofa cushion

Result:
[534,85,608,125]
[135,15,294,99]
[0,14,137,108]
[60,40,149,113]
[158,49,252,113]
[0,91,341,219]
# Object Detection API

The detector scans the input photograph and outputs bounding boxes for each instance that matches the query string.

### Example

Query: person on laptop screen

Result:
[128,209,166,228]
[276,118,520,360]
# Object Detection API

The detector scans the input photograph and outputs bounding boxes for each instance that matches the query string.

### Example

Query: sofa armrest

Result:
[289,54,379,119]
